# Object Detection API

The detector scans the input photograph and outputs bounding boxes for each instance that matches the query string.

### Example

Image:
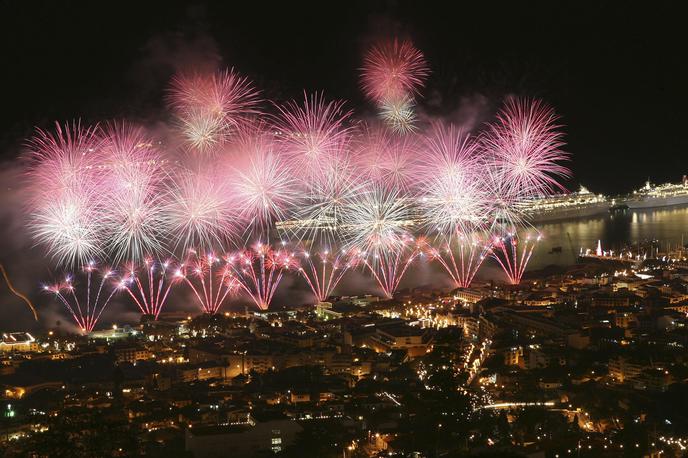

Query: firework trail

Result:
[274,92,352,182]
[120,258,176,319]
[101,123,169,262]
[25,122,106,266]
[354,235,424,299]
[483,97,569,199]
[1,263,38,320]
[426,233,492,288]
[176,250,240,314]
[297,247,357,302]
[226,242,298,310]
[44,261,118,333]
[168,69,261,153]
[491,233,541,285]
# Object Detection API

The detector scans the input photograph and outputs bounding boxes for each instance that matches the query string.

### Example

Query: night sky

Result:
[1,1,686,194]
[1,1,687,328]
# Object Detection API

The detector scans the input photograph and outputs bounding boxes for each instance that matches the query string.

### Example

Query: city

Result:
[2,2,688,458]
[3,239,688,456]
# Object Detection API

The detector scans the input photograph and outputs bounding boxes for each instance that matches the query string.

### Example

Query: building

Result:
[0,333,38,353]
[185,418,303,457]
[367,323,433,357]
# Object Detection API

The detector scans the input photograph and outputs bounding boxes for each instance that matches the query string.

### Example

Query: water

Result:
[528,205,688,269]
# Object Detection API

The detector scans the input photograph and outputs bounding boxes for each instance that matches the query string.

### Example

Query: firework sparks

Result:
[418,124,487,237]
[226,242,299,310]
[176,250,240,314]
[120,258,176,319]
[26,122,107,266]
[297,247,357,302]
[426,233,492,288]
[101,123,169,262]
[44,261,118,333]
[274,92,352,181]
[340,184,413,254]
[378,96,418,134]
[360,39,429,103]
[491,233,541,285]
[168,69,261,153]
[354,235,424,299]
[227,130,299,237]
[483,97,570,199]
[166,169,234,253]
[355,125,419,191]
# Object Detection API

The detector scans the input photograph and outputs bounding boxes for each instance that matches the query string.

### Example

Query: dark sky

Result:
[1,1,687,329]
[1,1,686,194]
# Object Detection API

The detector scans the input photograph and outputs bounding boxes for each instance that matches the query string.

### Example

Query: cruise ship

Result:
[620,177,688,209]
[522,186,610,223]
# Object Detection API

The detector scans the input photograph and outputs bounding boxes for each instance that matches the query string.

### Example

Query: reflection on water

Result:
[528,205,688,269]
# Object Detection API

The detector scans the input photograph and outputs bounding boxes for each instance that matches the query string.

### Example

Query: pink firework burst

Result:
[360,38,430,103]
[273,92,353,181]
[168,68,261,153]
[226,242,299,310]
[175,250,241,314]
[491,232,541,285]
[166,167,237,254]
[226,129,299,238]
[25,122,107,266]
[340,184,413,255]
[119,258,177,319]
[43,261,119,333]
[354,124,420,191]
[297,246,358,302]
[288,154,364,245]
[101,123,169,262]
[483,97,570,199]
[418,123,487,237]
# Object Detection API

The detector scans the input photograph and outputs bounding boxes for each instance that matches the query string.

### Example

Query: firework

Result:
[101,123,169,262]
[426,233,492,288]
[297,247,357,302]
[286,155,363,244]
[25,122,106,266]
[340,184,413,254]
[226,242,299,310]
[226,129,299,237]
[418,124,487,237]
[483,97,569,199]
[378,96,418,134]
[355,125,419,191]
[166,167,236,253]
[176,250,240,314]
[168,69,261,153]
[274,92,352,181]
[44,261,118,333]
[491,233,541,285]
[120,258,176,319]
[354,235,424,299]
[360,39,429,103]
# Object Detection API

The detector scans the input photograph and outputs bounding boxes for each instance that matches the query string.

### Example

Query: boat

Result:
[522,186,610,223]
[620,178,688,209]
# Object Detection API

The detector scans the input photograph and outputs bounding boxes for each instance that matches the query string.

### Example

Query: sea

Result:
[527,204,688,270]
